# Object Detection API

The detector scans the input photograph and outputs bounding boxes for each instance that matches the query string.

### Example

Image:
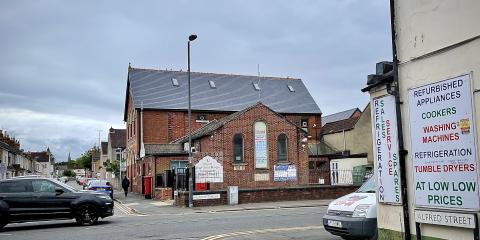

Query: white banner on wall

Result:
[408,74,479,210]
[254,121,268,169]
[372,95,402,204]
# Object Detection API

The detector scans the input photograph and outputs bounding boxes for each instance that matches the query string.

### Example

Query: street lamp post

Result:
[187,34,197,208]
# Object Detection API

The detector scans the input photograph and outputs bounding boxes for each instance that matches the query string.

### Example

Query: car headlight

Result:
[96,195,112,200]
[352,204,370,218]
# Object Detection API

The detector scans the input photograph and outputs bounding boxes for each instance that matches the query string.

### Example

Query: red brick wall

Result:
[192,104,311,190]
[175,185,358,207]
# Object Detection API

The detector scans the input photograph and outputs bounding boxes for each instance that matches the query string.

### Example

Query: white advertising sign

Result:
[195,156,223,183]
[254,122,268,169]
[408,74,479,210]
[414,210,476,229]
[372,95,402,204]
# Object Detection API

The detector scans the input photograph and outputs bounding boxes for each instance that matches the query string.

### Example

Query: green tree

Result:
[63,169,76,177]
[67,159,77,169]
[76,150,92,170]
[103,159,119,175]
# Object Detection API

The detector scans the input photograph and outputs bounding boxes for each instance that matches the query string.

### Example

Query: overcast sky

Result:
[0,0,392,161]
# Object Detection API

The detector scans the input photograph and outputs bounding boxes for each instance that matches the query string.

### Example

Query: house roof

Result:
[321,108,360,126]
[28,151,52,163]
[0,141,21,154]
[101,142,108,155]
[109,129,126,149]
[173,102,305,144]
[124,67,321,121]
[144,144,187,156]
[322,116,360,135]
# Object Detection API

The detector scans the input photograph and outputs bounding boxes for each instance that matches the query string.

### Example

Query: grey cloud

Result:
[0,0,391,160]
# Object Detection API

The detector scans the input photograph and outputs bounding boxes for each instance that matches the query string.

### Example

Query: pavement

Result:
[113,190,334,216]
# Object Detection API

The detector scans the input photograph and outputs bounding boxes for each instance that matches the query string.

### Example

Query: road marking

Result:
[0,233,12,236]
[114,201,146,216]
[201,225,324,240]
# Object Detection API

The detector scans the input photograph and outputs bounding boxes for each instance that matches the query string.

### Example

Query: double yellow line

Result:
[114,202,145,216]
[201,225,324,240]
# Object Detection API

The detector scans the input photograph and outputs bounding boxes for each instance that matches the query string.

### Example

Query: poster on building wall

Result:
[408,74,479,210]
[274,165,297,181]
[372,94,402,204]
[254,122,268,169]
[195,156,223,183]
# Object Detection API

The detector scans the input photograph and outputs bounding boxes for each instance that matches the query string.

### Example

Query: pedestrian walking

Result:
[122,176,130,197]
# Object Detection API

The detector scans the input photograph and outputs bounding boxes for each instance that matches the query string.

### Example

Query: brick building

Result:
[123,66,331,201]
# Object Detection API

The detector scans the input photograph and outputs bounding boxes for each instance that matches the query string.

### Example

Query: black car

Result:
[0,177,114,229]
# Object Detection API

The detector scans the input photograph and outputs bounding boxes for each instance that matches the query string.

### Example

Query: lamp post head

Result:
[188,34,197,41]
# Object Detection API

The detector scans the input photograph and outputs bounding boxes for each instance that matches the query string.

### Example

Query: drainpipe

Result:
[389,1,411,239]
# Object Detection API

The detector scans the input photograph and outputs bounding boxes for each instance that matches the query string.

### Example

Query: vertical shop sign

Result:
[408,74,479,210]
[254,121,268,169]
[372,95,402,204]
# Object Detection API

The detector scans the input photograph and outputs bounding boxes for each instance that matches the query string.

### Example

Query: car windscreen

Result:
[356,176,375,193]
[51,179,78,192]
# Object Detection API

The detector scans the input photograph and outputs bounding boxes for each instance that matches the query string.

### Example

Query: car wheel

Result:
[75,204,99,226]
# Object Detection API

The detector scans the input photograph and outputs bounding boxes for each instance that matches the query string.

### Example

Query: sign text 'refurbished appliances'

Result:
[372,95,402,204]
[408,74,479,210]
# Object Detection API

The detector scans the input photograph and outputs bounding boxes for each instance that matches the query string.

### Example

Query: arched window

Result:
[278,134,288,162]
[233,134,244,163]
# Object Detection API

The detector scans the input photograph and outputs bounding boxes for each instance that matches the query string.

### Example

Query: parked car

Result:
[82,178,97,189]
[86,180,113,199]
[77,176,85,185]
[323,176,377,240]
[0,177,114,230]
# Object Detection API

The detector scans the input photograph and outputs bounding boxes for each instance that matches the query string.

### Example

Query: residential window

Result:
[277,134,288,162]
[233,134,244,163]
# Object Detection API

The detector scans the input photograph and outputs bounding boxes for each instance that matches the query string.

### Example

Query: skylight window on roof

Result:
[172,78,179,87]
[287,85,295,92]
[253,82,261,91]
[209,80,216,88]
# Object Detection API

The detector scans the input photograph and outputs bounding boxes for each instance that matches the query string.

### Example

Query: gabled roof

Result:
[322,108,360,126]
[124,67,321,121]
[28,151,52,163]
[109,129,126,149]
[173,102,305,144]
[322,116,360,135]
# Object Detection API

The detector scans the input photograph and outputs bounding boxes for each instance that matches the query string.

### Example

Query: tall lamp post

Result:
[187,34,197,208]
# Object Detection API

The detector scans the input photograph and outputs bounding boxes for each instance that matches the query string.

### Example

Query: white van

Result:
[323,176,377,240]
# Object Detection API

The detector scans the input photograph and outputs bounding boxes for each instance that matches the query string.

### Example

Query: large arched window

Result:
[277,134,288,162]
[233,133,244,163]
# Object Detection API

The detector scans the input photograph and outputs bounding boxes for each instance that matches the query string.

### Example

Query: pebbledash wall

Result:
[370,1,480,239]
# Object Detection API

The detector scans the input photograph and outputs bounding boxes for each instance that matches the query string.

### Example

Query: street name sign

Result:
[193,194,220,200]
[408,74,479,210]
[414,210,476,229]
[371,94,402,204]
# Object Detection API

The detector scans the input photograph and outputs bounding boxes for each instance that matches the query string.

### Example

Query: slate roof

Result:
[109,129,126,149]
[322,108,360,126]
[124,68,321,121]
[322,116,360,135]
[28,152,52,163]
[101,142,108,155]
[173,102,305,144]
[0,141,21,154]
[144,144,187,156]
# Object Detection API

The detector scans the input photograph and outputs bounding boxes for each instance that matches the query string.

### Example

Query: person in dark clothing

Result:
[122,176,130,197]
